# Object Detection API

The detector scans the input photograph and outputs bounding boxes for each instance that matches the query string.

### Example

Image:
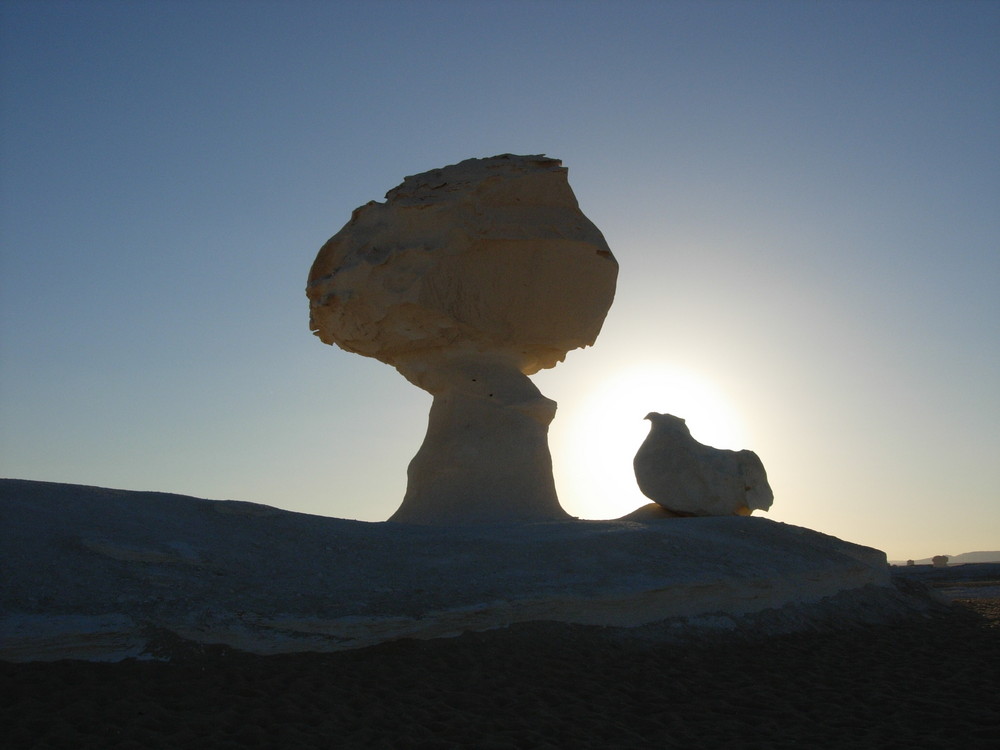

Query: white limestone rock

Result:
[633,413,774,517]
[307,155,618,523]
[307,154,617,377]
[2,480,906,663]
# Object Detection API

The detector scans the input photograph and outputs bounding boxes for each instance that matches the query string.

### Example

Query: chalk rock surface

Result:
[0,480,905,663]
[307,153,617,377]
[306,155,618,523]
[634,413,774,517]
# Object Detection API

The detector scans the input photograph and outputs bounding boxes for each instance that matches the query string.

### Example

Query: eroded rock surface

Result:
[1,480,902,663]
[307,154,616,376]
[633,413,774,517]
[307,155,618,523]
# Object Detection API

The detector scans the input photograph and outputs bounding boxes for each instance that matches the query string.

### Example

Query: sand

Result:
[2,598,997,750]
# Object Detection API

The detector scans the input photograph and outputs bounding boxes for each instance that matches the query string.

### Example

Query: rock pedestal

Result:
[391,353,565,523]
[307,155,618,523]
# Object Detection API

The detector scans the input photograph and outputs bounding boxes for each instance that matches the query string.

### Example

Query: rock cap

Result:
[307,154,618,380]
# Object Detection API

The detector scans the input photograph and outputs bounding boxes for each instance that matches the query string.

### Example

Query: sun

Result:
[550,363,749,520]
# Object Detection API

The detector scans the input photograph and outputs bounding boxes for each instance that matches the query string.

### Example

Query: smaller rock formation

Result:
[633,413,773,517]
[932,555,949,568]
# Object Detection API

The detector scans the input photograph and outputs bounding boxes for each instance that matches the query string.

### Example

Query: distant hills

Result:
[890,551,1000,566]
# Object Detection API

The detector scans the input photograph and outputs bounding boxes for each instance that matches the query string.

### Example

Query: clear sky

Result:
[2,0,997,561]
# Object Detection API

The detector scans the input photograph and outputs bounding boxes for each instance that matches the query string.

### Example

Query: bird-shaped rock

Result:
[633,413,773,517]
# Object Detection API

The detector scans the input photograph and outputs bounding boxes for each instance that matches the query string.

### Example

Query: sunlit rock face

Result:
[633,413,773,517]
[307,154,618,523]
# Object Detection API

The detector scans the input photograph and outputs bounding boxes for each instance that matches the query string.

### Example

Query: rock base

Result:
[1,479,910,663]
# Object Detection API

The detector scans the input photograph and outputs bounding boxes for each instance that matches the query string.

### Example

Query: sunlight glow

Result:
[553,363,748,520]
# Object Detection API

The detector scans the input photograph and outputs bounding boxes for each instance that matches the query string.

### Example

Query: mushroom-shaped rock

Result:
[633,413,773,517]
[308,154,618,523]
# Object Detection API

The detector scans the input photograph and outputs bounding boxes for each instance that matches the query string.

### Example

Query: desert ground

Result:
[2,588,997,749]
[2,480,997,748]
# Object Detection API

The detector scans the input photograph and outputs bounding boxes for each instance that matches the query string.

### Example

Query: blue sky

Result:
[2,0,997,561]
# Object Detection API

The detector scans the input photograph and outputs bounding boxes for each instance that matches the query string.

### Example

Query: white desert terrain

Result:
[1,478,943,663]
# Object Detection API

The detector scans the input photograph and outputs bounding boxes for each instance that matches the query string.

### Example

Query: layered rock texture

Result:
[1,480,906,663]
[307,155,618,523]
[634,413,774,517]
